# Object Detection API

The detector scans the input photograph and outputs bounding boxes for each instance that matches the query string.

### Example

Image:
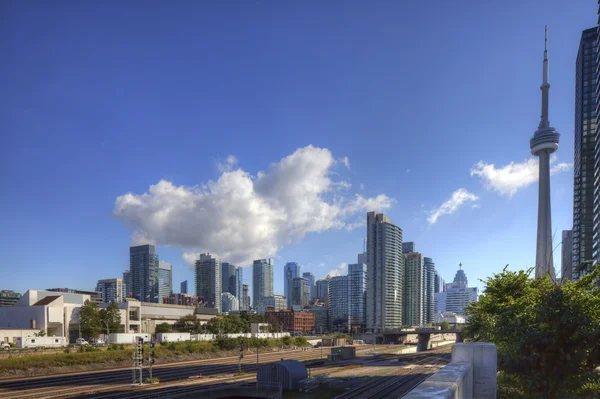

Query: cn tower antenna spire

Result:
[540,25,550,129]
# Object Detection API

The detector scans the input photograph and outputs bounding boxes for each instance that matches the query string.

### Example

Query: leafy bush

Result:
[0,349,133,373]
[293,336,308,346]
[281,336,292,346]
[155,323,172,333]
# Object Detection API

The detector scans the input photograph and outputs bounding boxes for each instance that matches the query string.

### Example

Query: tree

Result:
[439,321,450,331]
[34,330,46,337]
[174,314,202,334]
[464,265,600,398]
[79,300,102,340]
[155,322,172,333]
[99,301,122,336]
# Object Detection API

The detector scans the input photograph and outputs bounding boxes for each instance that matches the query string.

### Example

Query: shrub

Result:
[293,336,308,347]
[281,336,292,346]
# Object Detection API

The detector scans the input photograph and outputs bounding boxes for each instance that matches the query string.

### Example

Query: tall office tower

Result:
[221,292,240,313]
[221,262,237,296]
[263,295,287,312]
[235,267,243,302]
[403,252,424,326]
[123,270,132,299]
[593,5,600,276]
[402,242,416,253]
[195,253,222,313]
[130,244,159,303]
[291,277,309,308]
[284,262,301,308]
[436,264,478,317]
[434,271,445,293]
[357,252,368,265]
[180,280,188,294]
[316,278,329,301]
[302,272,315,299]
[561,230,574,283]
[576,27,599,280]
[96,278,124,303]
[253,259,273,309]
[348,262,367,333]
[530,27,560,280]
[423,257,436,324]
[158,261,173,303]
[328,275,348,331]
[366,212,403,332]
[242,284,249,311]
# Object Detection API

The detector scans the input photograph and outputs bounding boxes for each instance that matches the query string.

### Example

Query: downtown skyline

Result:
[1,1,595,296]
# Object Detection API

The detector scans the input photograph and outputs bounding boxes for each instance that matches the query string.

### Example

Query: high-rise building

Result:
[0,290,21,307]
[328,275,348,331]
[576,27,599,280]
[561,230,574,283]
[366,212,403,332]
[593,9,600,275]
[348,262,367,332]
[195,253,222,313]
[402,242,416,253]
[302,272,315,299]
[158,261,173,303]
[95,278,124,303]
[221,262,237,296]
[242,284,249,311]
[307,307,328,333]
[130,244,159,303]
[434,271,445,293]
[530,27,559,280]
[316,278,329,301]
[123,270,132,299]
[236,267,243,302]
[262,295,286,312]
[423,258,436,324]
[291,277,309,308]
[180,280,188,294]
[284,262,301,308]
[435,264,478,317]
[403,252,424,326]
[357,252,368,265]
[221,292,239,313]
[253,259,273,309]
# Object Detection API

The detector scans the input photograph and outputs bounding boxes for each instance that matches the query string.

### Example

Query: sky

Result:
[1,1,596,297]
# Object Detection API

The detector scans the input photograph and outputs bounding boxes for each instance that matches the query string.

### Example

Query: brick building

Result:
[265,310,314,333]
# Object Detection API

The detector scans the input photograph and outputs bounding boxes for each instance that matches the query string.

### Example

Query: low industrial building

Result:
[265,309,314,333]
[0,328,41,344]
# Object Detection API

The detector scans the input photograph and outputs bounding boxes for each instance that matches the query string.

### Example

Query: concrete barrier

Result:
[403,342,497,399]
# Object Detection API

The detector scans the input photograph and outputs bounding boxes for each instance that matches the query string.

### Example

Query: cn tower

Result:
[530,26,559,280]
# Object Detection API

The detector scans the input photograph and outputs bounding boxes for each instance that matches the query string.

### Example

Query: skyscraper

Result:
[348,262,367,332]
[130,244,159,303]
[158,261,173,303]
[221,292,239,313]
[434,270,445,293]
[316,278,329,301]
[403,252,424,326]
[530,27,559,280]
[302,272,315,299]
[291,277,309,308]
[575,27,598,280]
[242,284,249,311]
[253,259,273,309]
[195,253,222,312]
[181,280,188,294]
[96,278,124,303]
[366,212,403,331]
[435,264,478,317]
[562,230,574,283]
[284,262,300,308]
[402,242,416,253]
[328,275,348,331]
[236,267,243,302]
[423,257,436,324]
[123,270,132,299]
[221,262,236,296]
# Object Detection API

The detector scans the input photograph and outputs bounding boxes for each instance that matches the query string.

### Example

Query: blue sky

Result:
[1,1,596,296]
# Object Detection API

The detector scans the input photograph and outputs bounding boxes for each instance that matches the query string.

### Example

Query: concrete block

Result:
[404,362,472,399]
[452,343,497,399]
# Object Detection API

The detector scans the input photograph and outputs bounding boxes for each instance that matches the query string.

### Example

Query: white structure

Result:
[530,27,559,280]
[366,212,404,331]
[437,312,466,325]
[156,332,191,343]
[16,336,67,348]
[435,265,478,318]
[0,328,41,344]
[221,292,239,313]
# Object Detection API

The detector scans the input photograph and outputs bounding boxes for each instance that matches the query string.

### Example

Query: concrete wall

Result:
[404,343,497,399]
[0,329,41,344]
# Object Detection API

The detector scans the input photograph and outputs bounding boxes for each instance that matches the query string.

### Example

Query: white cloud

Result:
[217,155,238,172]
[114,145,393,266]
[325,263,347,278]
[427,188,479,224]
[340,156,350,169]
[405,169,411,174]
[470,157,572,197]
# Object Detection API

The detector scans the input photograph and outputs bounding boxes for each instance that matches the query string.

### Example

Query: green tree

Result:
[439,321,450,331]
[464,265,600,398]
[79,300,102,340]
[155,322,172,333]
[99,301,122,335]
[174,314,202,334]
[34,330,46,337]
[281,336,292,346]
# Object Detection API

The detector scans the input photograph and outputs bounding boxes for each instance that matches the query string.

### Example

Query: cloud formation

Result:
[114,145,392,266]
[324,263,347,278]
[427,189,479,224]
[470,157,572,197]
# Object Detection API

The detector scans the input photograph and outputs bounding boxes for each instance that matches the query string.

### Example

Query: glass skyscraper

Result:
[302,272,315,300]
[96,278,124,303]
[423,257,436,324]
[180,280,188,294]
[328,275,348,331]
[195,253,222,313]
[158,261,172,303]
[348,262,367,332]
[253,259,273,309]
[130,244,159,303]
[403,252,424,326]
[284,262,300,308]
[221,262,236,296]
